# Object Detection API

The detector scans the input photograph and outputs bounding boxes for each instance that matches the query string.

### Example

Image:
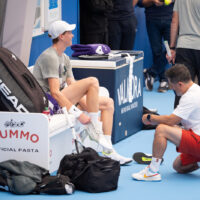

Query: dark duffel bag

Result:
[0,47,48,113]
[57,147,120,193]
[34,174,75,195]
[0,160,74,195]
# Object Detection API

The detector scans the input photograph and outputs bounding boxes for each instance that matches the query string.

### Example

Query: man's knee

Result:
[106,98,114,112]
[87,77,99,88]
[155,124,167,137]
[172,156,192,174]
[173,157,181,173]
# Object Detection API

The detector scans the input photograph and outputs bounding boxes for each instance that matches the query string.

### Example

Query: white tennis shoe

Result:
[85,121,112,150]
[102,149,132,165]
[132,166,161,181]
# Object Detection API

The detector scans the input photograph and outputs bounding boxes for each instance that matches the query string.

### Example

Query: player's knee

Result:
[106,98,114,112]
[173,160,179,172]
[155,124,167,137]
[173,161,184,173]
[87,77,99,88]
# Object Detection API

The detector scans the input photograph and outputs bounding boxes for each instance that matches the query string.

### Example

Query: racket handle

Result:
[164,41,172,57]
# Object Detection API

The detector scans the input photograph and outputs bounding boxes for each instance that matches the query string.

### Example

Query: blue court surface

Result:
[1,82,199,200]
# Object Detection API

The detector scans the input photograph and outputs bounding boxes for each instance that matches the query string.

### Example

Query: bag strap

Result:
[72,160,99,183]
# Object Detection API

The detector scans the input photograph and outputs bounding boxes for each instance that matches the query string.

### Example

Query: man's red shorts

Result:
[177,129,200,166]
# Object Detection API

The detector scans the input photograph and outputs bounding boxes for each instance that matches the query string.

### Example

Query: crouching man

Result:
[132,64,200,181]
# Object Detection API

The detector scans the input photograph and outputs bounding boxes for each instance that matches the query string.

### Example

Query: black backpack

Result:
[57,147,120,193]
[0,47,48,113]
[0,160,74,195]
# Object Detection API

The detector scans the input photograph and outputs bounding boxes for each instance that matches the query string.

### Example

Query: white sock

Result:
[88,112,99,124]
[149,157,162,172]
[104,135,112,145]
[103,135,113,153]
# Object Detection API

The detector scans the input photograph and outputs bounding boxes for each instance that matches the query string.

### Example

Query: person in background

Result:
[132,64,200,181]
[80,0,113,45]
[166,0,200,108]
[107,0,137,50]
[137,0,174,93]
[33,20,132,165]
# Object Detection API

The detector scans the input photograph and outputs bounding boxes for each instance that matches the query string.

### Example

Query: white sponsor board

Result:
[0,112,49,169]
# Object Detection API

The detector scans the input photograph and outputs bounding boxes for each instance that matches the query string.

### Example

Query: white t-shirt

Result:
[173,83,200,135]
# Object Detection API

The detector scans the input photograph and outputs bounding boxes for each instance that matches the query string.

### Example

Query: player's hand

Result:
[142,114,152,125]
[78,113,91,124]
[153,0,164,6]
[166,49,176,64]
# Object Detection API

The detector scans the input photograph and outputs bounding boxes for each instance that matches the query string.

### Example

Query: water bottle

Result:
[42,107,50,121]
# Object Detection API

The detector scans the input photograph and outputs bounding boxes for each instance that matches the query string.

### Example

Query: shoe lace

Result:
[139,168,148,175]
[93,121,104,136]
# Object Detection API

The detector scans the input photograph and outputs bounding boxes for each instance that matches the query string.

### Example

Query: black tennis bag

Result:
[0,47,48,112]
[0,160,75,195]
[57,147,120,193]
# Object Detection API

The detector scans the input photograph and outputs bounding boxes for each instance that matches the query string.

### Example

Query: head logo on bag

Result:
[0,47,48,113]
[0,79,29,113]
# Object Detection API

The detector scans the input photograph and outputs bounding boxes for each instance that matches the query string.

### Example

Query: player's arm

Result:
[133,0,139,6]
[48,78,73,110]
[48,78,90,124]
[170,11,179,47]
[66,77,76,85]
[142,113,181,126]
[141,0,164,7]
[169,11,179,63]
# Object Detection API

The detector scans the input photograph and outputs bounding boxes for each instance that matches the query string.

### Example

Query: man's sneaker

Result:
[85,121,112,150]
[102,149,132,165]
[133,152,164,165]
[132,166,161,181]
[144,69,155,91]
[157,81,169,93]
